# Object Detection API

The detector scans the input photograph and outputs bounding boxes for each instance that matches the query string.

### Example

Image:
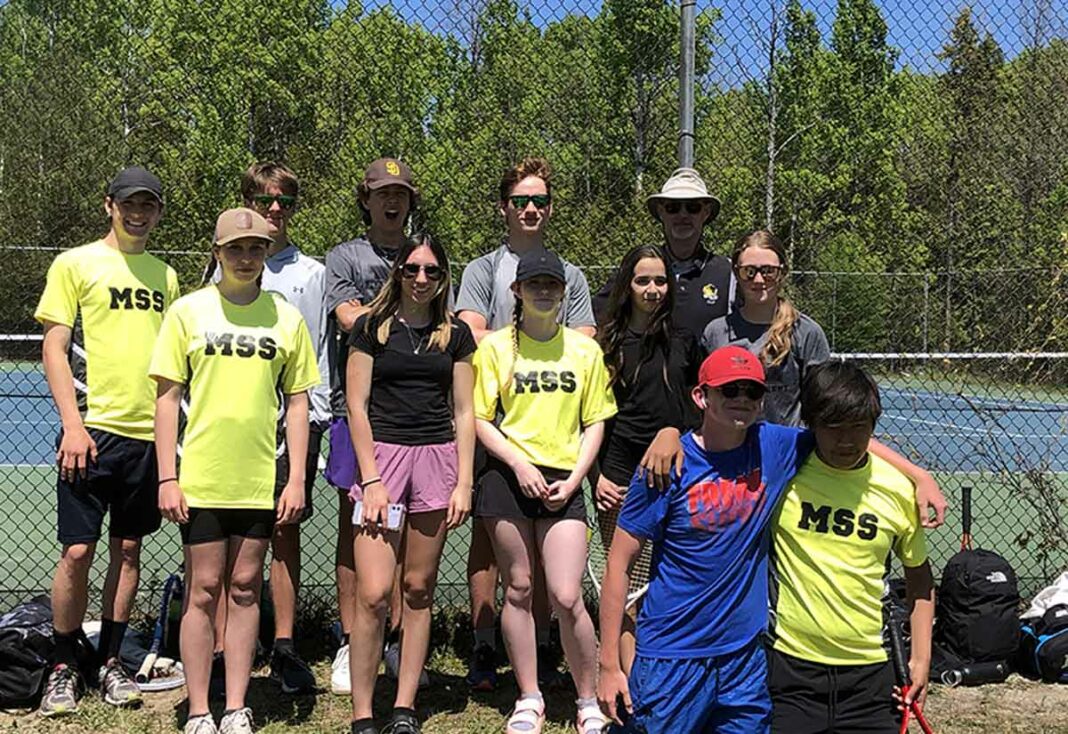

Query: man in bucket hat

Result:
[593,167,734,482]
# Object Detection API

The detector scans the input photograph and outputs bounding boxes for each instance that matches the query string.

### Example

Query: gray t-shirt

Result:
[324,236,397,417]
[701,310,830,427]
[455,242,596,330]
[211,243,331,425]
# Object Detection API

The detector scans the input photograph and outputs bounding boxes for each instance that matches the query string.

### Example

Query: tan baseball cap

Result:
[214,208,273,246]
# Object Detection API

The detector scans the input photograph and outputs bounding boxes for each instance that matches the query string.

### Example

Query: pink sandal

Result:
[576,700,607,734]
[506,696,545,734]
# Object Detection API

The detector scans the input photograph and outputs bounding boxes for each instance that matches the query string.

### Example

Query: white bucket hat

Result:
[646,167,721,222]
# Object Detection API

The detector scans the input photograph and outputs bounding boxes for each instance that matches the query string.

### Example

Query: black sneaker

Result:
[209,651,226,701]
[382,709,421,734]
[269,646,317,694]
[465,642,497,692]
[537,644,568,690]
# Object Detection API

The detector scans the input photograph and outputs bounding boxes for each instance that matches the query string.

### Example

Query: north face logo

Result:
[986,571,1009,583]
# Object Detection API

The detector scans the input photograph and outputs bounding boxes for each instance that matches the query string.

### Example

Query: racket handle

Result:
[961,486,972,538]
[135,651,158,684]
[887,610,911,687]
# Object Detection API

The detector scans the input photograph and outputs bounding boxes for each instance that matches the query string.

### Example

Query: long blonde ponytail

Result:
[731,229,797,368]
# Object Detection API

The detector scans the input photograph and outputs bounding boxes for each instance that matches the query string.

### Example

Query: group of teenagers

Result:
[33,154,951,734]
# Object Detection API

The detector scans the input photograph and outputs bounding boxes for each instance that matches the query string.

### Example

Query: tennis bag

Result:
[0,595,56,708]
[933,488,1019,676]
[1017,604,1068,683]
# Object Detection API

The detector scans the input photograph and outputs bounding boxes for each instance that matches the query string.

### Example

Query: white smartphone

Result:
[352,500,406,531]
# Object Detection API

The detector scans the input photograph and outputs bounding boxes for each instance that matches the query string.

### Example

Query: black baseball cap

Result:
[107,166,163,203]
[515,249,566,284]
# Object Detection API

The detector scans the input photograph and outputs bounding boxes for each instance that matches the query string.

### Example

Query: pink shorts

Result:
[348,440,458,515]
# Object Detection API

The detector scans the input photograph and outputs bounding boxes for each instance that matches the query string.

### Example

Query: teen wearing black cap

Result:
[34,166,180,716]
[472,249,615,734]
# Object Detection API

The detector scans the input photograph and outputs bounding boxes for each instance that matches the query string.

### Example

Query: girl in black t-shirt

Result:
[595,244,701,673]
[344,234,476,734]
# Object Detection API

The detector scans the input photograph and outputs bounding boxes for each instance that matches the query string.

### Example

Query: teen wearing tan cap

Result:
[323,158,422,693]
[150,208,319,734]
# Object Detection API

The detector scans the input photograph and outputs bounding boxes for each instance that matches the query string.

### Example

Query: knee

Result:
[228,573,262,608]
[355,582,392,618]
[502,573,533,608]
[403,574,436,611]
[112,539,141,568]
[60,543,94,569]
[188,577,224,611]
[550,587,586,620]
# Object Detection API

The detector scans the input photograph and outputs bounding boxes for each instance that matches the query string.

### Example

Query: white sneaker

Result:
[218,707,254,734]
[184,714,218,734]
[330,644,351,695]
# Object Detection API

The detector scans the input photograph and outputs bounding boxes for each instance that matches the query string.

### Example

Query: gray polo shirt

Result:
[702,310,830,427]
[211,243,331,425]
[455,242,596,330]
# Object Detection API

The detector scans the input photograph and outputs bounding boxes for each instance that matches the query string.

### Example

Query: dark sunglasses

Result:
[401,263,444,281]
[735,264,784,283]
[633,275,669,287]
[663,200,704,215]
[252,193,297,211]
[715,381,766,400]
[509,194,551,210]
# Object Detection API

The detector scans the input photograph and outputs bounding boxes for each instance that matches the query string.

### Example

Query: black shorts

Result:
[273,423,324,524]
[180,508,276,545]
[474,456,586,521]
[56,428,161,545]
[768,647,899,734]
[599,434,647,487]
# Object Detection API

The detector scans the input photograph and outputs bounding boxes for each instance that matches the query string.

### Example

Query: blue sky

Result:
[336,0,1066,84]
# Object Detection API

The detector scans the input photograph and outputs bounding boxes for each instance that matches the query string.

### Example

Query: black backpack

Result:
[1017,604,1068,683]
[0,596,57,708]
[934,487,1020,670]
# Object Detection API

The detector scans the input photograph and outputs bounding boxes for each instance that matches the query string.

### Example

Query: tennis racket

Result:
[887,602,935,734]
[136,571,185,687]
[586,501,652,610]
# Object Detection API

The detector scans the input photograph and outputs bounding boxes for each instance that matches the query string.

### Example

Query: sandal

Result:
[576,700,607,734]
[505,696,545,734]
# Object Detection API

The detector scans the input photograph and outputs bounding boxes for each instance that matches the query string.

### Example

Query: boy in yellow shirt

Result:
[34,166,180,717]
[769,361,935,733]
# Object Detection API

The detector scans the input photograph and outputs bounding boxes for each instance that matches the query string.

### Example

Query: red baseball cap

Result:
[698,346,766,388]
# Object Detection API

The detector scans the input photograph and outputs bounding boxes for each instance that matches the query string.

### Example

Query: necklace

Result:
[398,317,429,355]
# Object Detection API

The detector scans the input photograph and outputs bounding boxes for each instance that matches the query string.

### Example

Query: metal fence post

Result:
[678,0,696,168]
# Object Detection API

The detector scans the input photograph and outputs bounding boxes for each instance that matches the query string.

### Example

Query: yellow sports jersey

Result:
[771,452,928,665]
[34,240,180,441]
[473,326,617,471]
[149,287,319,510]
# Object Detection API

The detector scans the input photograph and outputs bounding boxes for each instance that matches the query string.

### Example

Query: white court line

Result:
[881,412,1068,440]
[881,387,1068,411]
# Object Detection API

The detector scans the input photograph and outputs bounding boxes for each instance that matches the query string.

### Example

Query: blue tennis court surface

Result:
[3,365,1067,472]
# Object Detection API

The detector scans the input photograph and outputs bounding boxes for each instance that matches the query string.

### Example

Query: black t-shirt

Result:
[348,314,476,445]
[604,328,702,451]
[593,245,734,341]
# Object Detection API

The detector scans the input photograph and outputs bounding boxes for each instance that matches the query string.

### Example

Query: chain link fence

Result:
[0,0,1066,616]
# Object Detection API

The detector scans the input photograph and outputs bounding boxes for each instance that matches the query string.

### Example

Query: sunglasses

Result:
[663,200,704,215]
[401,263,444,281]
[715,381,766,400]
[735,264,784,283]
[633,275,669,287]
[508,194,551,210]
[252,193,297,211]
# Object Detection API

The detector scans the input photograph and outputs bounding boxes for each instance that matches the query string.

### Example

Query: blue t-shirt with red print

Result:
[618,422,813,658]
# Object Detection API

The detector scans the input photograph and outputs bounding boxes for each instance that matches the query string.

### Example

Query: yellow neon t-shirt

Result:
[149,287,320,510]
[34,240,180,441]
[473,326,617,471]
[771,452,928,665]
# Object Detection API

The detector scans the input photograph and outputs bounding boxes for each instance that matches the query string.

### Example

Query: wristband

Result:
[158,477,178,486]
[361,476,382,488]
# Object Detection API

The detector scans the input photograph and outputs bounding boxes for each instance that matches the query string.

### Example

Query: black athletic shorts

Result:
[768,647,899,734]
[599,434,646,487]
[474,456,585,521]
[55,428,161,545]
[180,508,276,545]
[273,423,324,524]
